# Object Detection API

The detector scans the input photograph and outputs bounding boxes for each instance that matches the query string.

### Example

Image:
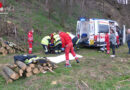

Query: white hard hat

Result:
[114,22,118,26]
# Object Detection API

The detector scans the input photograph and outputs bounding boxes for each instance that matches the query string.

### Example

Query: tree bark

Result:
[26,66,32,72]
[26,72,33,77]
[32,68,40,74]
[16,61,27,70]
[1,71,13,84]
[37,65,43,72]
[7,63,17,69]
[29,64,35,68]
[3,66,19,80]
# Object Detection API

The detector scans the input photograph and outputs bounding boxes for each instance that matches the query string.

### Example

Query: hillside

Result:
[0,0,130,90]
[0,0,130,51]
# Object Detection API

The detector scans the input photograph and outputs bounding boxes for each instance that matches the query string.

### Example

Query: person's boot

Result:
[76,59,80,63]
[110,55,115,58]
[128,49,130,54]
[65,64,72,67]
[65,60,71,67]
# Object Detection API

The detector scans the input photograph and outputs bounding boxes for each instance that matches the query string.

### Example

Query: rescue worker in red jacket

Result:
[115,31,120,48]
[105,33,110,54]
[28,29,34,54]
[59,31,80,67]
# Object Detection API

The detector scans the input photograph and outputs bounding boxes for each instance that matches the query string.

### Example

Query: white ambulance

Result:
[76,18,121,47]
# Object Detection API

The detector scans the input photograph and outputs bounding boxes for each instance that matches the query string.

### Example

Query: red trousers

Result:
[28,42,33,54]
[106,42,110,54]
[116,36,119,45]
[65,42,78,65]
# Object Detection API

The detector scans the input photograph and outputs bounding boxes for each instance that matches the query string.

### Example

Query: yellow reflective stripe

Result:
[55,40,61,46]
[41,36,50,45]
[76,39,80,44]
[25,57,45,64]
[55,50,58,52]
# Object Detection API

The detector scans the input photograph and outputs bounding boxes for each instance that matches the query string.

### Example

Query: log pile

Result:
[0,38,26,56]
[1,60,57,84]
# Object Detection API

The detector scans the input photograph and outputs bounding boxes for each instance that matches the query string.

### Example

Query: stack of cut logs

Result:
[1,60,57,84]
[0,38,26,56]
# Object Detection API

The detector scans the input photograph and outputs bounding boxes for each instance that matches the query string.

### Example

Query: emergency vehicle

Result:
[76,18,122,47]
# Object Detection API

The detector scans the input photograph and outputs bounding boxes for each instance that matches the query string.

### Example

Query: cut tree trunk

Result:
[3,66,19,80]
[29,64,35,68]
[43,63,47,67]
[47,67,55,73]
[0,47,8,56]
[47,62,52,67]
[7,63,17,69]
[26,66,32,72]
[32,68,40,74]
[1,71,13,84]
[26,72,33,77]
[37,65,43,72]
[19,69,23,77]
[43,66,48,71]
[16,61,27,70]
[13,67,23,77]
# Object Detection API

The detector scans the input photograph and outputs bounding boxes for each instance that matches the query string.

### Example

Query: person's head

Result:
[127,29,130,34]
[110,29,114,34]
[31,28,34,33]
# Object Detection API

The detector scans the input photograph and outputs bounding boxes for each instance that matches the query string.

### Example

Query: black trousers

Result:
[127,41,130,54]
[110,42,115,55]
[55,44,62,53]
[42,44,48,53]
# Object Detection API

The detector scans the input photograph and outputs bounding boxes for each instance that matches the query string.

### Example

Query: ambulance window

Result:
[98,24,109,33]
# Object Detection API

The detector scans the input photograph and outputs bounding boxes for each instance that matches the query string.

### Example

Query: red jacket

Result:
[116,36,119,45]
[59,32,72,48]
[105,33,110,51]
[28,31,33,42]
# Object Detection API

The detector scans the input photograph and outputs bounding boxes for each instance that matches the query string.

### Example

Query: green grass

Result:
[1,1,130,90]
[0,45,130,90]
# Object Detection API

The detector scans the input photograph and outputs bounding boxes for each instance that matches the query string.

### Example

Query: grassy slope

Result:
[0,45,130,90]
[0,0,130,90]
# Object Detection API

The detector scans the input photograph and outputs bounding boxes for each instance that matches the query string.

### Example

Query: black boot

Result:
[76,59,80,63]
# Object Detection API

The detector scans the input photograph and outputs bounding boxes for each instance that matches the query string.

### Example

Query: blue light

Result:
[80,17,86,21]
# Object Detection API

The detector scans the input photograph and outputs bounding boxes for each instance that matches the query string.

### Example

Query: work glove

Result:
[61,48,64,51]
[50,44,54,46]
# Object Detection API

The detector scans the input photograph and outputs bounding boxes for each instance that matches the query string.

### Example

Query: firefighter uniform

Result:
[41,36,51,54]
[67,32,80,50]
[105,33,110,54]
[28,30,34,54]
[59,32,79,67]
[53,34,62,54]
[24,57,46,64]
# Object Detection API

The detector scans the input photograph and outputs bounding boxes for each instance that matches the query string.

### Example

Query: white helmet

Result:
[114,22,118,26]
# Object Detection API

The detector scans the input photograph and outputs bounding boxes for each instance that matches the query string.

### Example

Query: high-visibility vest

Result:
[41,36,50,45]
[24,57,46,64]
[53,34,61,46]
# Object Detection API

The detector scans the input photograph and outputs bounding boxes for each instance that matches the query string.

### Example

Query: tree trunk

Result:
[43,63,47,67]
[37,65,43,72]
[16,61,27,70]
[0,47,8,56]
[26,72,33,77]
[29,64,35,68]
[7,63,17,69]
[3,66,19,80]
[32,68,40,74]
[1,71,13,84]
[26,66,32,72]
[13,67,23,77]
